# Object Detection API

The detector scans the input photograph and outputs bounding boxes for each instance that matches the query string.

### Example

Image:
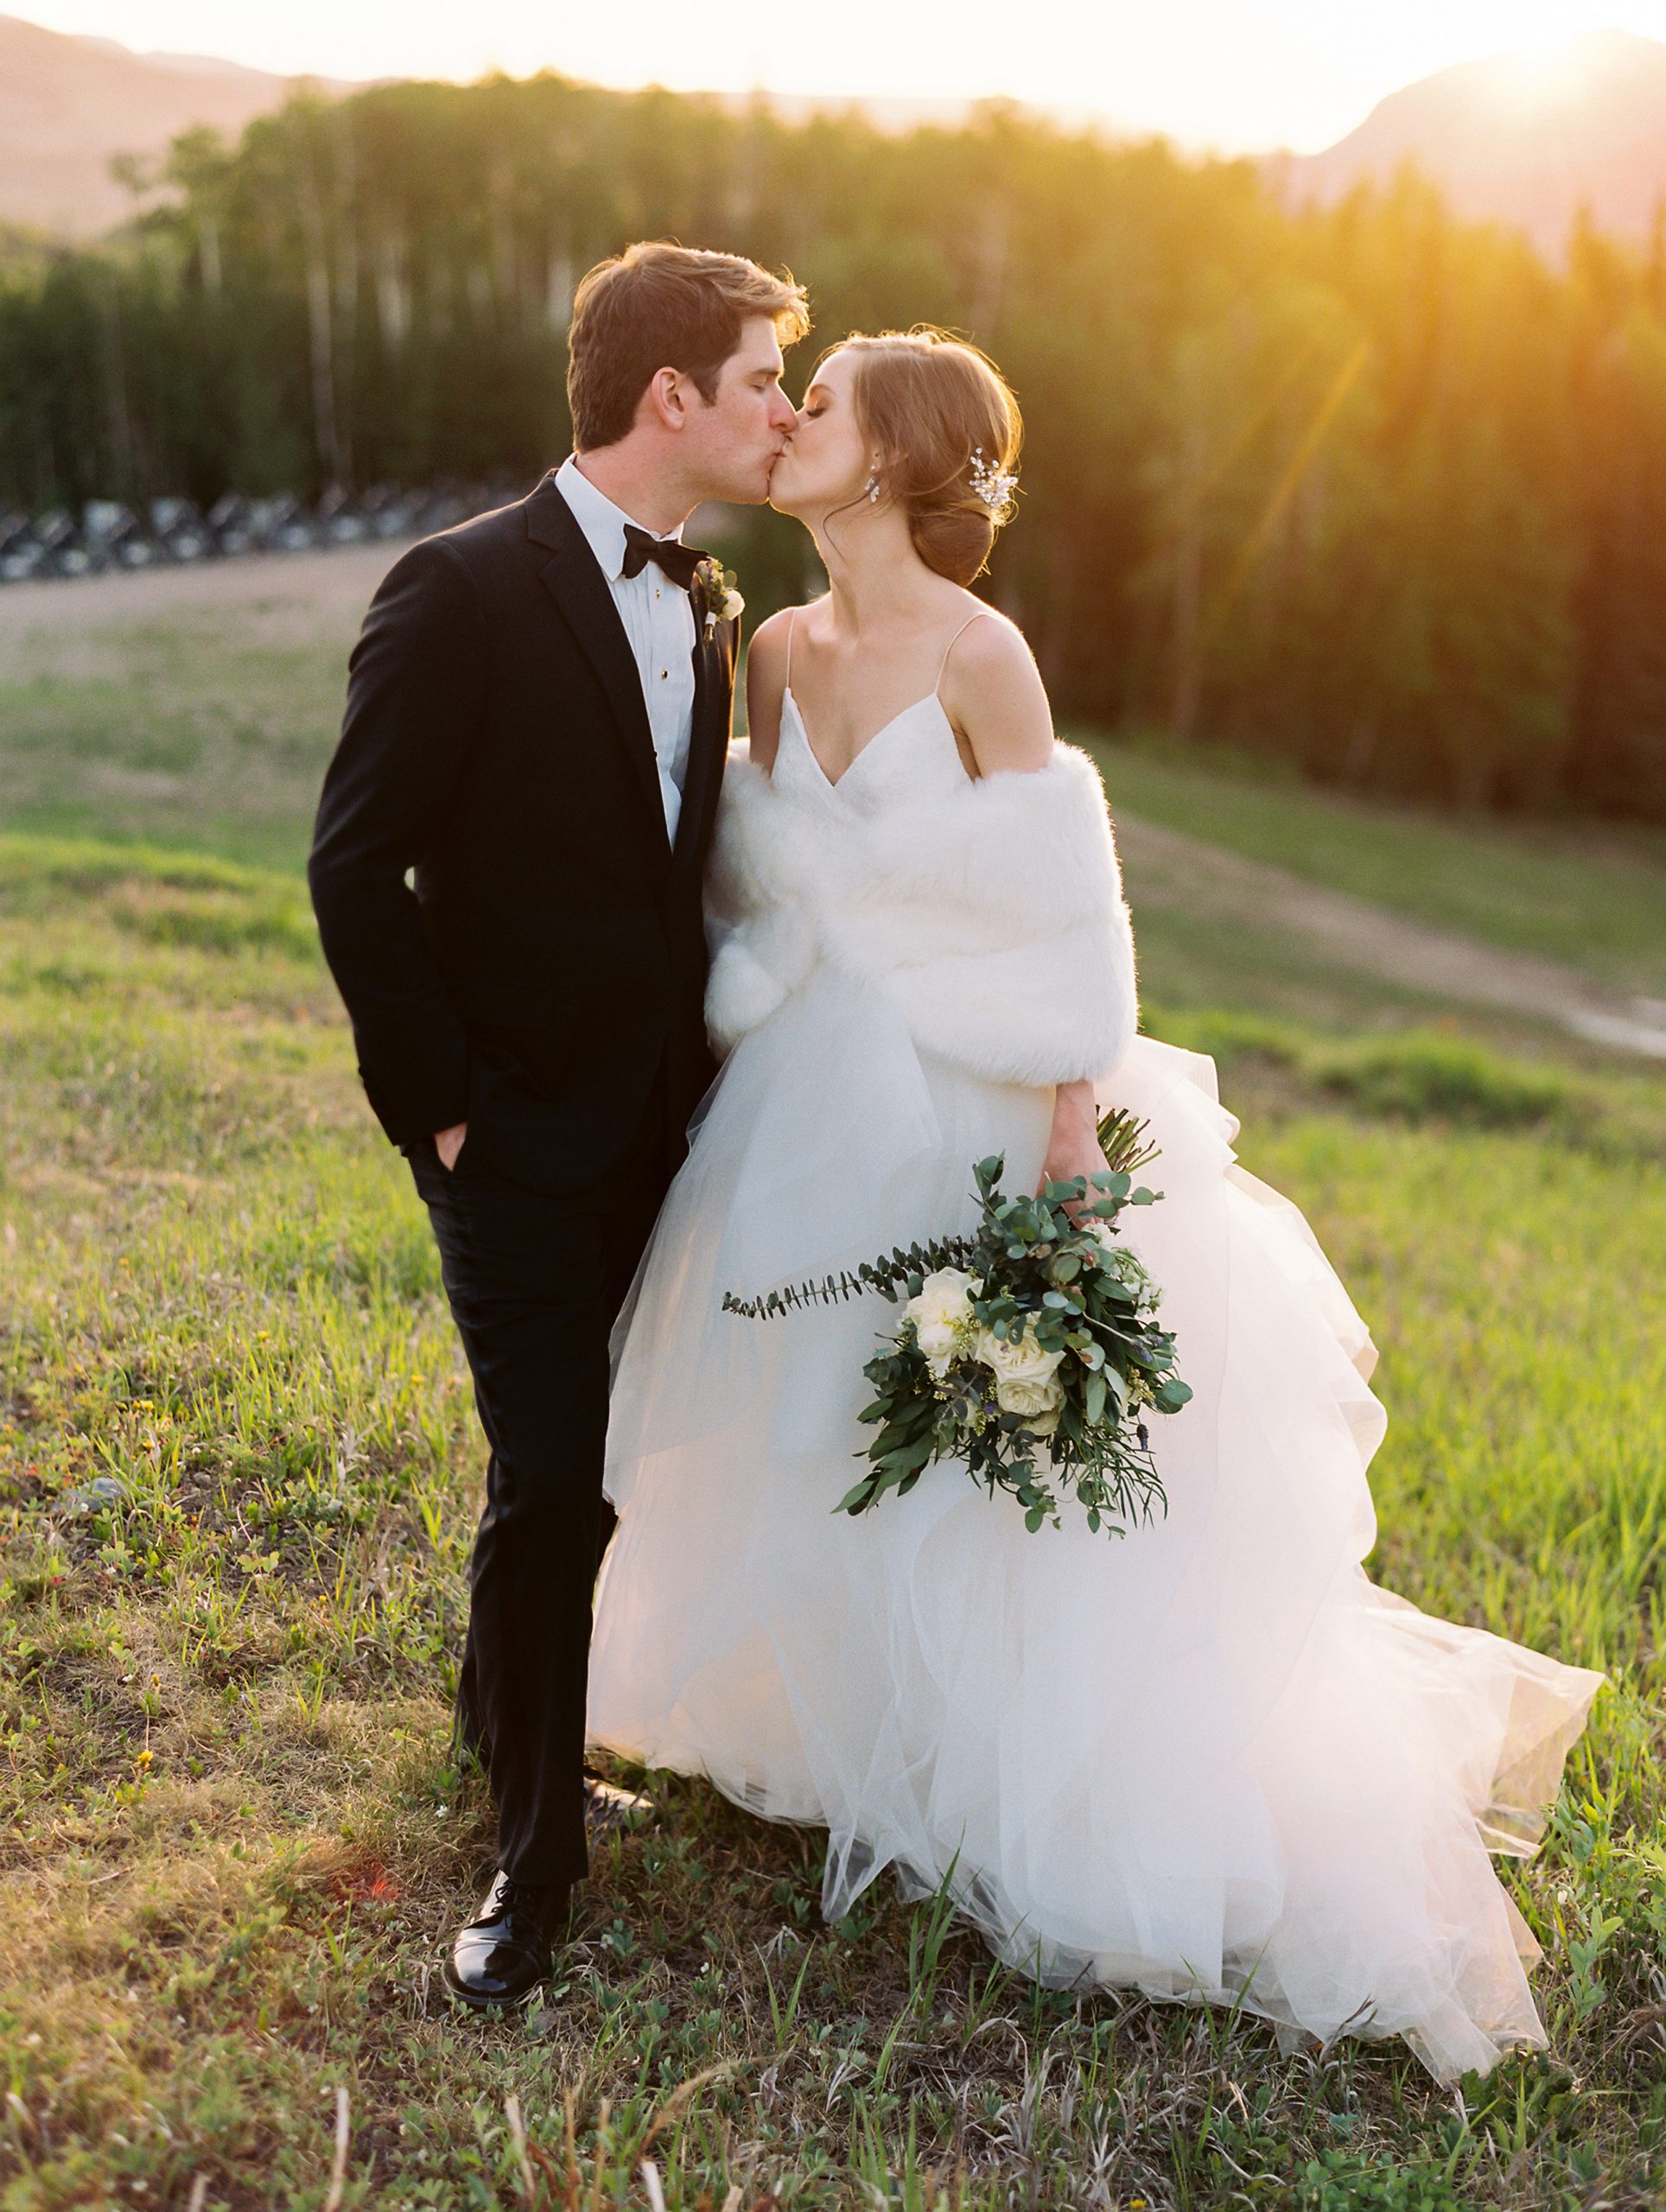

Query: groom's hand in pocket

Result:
[435,1122,467,1172]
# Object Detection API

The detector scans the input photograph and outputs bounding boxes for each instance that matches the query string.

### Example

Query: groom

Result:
[308,242,808,2008]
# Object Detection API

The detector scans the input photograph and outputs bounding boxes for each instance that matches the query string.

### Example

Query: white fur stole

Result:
[704,741,1139,1088]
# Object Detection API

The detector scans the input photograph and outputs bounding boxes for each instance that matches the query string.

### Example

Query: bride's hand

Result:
[1039,1079,1102,1211]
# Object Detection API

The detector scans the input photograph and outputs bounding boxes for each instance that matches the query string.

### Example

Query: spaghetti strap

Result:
[784,607,797,688]
[935,607,992,692]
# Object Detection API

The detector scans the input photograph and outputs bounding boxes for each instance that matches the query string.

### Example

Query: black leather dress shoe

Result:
[441,1870,570,2012]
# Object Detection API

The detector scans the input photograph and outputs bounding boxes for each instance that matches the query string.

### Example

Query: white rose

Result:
[903,1268,982,1377]
[1021,1386,1065,1438]
[973,1325,1066,1423]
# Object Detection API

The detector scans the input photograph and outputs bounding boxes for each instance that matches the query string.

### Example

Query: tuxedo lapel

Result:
[525,473,671,861]
[672,607,734,880]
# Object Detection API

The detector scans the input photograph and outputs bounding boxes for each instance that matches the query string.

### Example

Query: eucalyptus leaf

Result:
[726,1119,1186,1540]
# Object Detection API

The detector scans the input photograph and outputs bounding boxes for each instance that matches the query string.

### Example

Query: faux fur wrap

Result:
[703,740,1139,1087]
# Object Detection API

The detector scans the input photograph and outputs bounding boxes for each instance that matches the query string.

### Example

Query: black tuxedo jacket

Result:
[308,466,736,1194]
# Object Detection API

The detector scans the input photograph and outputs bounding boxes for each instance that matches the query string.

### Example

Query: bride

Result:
[585,326,1605,2083]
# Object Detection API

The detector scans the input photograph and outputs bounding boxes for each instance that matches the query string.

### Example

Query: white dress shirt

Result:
[554,454,696,844]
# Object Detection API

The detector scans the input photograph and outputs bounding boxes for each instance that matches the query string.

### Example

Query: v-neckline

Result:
[784,682,945,793]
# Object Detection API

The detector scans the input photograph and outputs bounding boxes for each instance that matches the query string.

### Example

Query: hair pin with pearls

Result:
[969,445,1018,515]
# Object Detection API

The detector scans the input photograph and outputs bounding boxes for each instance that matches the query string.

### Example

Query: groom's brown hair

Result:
[567,241,810,450]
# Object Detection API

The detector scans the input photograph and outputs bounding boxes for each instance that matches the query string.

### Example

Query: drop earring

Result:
[864,468,881,504]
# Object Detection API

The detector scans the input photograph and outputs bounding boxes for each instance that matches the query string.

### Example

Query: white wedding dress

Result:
[586,650,1604,2084]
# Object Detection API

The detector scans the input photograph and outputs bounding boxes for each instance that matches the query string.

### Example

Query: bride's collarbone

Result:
[785,613,989,785]
[785,682,978,791]
[786,635,934,737]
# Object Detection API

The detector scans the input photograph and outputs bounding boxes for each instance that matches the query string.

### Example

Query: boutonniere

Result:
[694,557,745,636]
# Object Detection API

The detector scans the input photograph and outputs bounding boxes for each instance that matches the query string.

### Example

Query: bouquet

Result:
[722,1109,1191,1536]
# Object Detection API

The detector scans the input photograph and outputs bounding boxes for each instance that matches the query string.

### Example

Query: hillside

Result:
[2,579,1662,2206]
[7,542,1666,1071]
[9,10,1666,256]
[1267,26,1666,253]
[0,11,359,237]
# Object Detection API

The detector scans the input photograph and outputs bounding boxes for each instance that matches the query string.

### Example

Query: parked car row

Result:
[0,478,527,583]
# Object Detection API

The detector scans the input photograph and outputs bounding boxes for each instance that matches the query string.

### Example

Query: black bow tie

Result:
[620,523,707,591]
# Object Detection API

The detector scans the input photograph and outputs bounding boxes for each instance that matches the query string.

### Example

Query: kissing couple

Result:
[308,241,1601,2083]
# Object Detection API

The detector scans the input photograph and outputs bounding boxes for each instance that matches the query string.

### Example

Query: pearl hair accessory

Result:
[969,445,1018,517]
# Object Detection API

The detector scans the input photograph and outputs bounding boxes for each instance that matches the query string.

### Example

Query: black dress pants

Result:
[405,1078,673,1888]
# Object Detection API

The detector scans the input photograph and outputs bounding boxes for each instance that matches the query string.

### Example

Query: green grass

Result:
[1085,730,1666,1001]
[3,836,1664,2209]
[7,576,1666,1021]
[0,605,351,873]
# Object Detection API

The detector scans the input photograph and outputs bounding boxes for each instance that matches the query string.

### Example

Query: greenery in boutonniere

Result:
[695,557,745,634]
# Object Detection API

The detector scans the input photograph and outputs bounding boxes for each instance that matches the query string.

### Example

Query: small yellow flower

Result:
[136,1749,154,1769]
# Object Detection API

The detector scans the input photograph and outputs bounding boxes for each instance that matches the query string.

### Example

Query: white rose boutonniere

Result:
[694,557,745,637]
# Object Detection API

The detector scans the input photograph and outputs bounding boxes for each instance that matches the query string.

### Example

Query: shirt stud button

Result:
[659,669,668,679]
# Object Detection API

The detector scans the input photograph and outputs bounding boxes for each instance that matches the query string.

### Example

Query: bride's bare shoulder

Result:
[741,606,799,772]
[747,605,796,660]
[941,604,1053,775]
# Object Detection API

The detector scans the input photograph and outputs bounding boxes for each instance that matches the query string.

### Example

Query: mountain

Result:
[6,10,1663,256]
[0,12,361,238]
[1265,28,1666,255]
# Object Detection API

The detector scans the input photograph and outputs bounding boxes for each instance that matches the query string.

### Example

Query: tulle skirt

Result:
[587,967,1604,2082]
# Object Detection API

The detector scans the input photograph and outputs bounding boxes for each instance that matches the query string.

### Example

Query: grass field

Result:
[6,552,1666,1029]
[1093,734,1666,1006]
[3,565,1666,2208]
[0,563,372,874]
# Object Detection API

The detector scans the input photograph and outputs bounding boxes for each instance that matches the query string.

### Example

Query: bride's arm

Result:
[741,609,792,773]
[945,612,1113,1198]
[1040,1078,1104,1198]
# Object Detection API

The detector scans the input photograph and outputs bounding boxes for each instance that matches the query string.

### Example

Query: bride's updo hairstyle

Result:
[835,327,1022,585]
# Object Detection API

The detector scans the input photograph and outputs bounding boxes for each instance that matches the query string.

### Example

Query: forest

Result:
[1,70,1663,821]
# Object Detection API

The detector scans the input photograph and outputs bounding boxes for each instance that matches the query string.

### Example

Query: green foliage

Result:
[1293,2151,1462,2212]
[1090,733,1666,1000]
[0,79,1663,817]
[728,1114,1190,1536]
[1308,1033,1571,1128]
[1142,1002,1666,1162]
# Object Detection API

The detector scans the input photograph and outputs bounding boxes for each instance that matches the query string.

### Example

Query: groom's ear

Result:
[641,365,697,435]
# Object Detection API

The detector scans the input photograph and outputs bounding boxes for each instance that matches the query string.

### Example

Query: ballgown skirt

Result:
[587,967,1604,2082]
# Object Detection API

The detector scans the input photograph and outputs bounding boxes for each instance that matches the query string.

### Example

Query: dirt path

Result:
[1117,815,1666,1060]
[5,547,1664,1060]
[0,540,408,662]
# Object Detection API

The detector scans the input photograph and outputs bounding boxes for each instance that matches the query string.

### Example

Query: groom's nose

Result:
[766,386,797,435]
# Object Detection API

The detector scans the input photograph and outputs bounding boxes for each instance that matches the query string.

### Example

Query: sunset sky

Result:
[18,1,1666,152]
